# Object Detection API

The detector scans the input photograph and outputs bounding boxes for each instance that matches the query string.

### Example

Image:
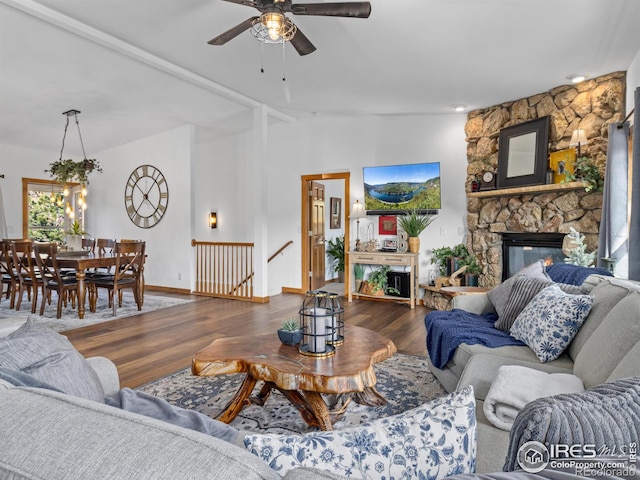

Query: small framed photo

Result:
[330,197,341,229]
[383,239,397,251]
[379,215,397,235]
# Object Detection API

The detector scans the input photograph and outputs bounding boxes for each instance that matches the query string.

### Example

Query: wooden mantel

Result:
[468,181,587,198]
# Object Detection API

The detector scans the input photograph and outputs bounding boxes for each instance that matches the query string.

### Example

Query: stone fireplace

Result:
[464,72,626,288]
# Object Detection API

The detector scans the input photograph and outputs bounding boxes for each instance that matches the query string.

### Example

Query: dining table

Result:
[55,251,122,319]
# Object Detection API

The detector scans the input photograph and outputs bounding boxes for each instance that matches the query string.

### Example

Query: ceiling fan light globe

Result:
[263,12,284,41]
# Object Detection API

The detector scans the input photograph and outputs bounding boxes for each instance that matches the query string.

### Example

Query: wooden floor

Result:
[64,291,431,389]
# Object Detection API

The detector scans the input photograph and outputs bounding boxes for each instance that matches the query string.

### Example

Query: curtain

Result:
[0,180,7,239]
[597,122,629,277]
[630,87,640,281]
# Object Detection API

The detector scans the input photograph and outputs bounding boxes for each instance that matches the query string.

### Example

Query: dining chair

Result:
[90,240,146,316]
[33,242,79,318]
[82,237,96,252]
[9,239,43,313]
[0,241,15,305]
[96,238,116,255]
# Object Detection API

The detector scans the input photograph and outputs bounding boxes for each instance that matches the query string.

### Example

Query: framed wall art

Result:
[379,215,397,235]
[497,116,550,188]
[330,197,341,229]
[549,148,576,183]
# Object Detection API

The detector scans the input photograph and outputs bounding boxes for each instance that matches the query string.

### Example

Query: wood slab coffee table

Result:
[192,324,397,430]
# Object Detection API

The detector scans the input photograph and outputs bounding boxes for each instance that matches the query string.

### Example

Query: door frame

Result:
[301,172,350,295]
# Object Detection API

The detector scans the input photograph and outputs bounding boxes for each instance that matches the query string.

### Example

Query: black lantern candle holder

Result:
[321,292,344,346]
[298,291,335,357]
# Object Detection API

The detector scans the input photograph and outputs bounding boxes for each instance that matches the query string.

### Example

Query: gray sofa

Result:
[429,274,640,473]
[0,356,341,480]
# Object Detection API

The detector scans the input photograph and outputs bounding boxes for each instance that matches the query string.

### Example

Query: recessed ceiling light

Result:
[567,74,588,84]
[452,105,467,112]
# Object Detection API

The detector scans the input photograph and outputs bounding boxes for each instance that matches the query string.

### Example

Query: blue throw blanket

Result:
[425,309,525,369]
[545,263,612,286]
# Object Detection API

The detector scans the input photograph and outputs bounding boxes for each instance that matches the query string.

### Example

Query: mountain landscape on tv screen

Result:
[364,177,441,211]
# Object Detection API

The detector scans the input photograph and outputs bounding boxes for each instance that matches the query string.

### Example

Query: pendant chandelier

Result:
[46,109,101,230]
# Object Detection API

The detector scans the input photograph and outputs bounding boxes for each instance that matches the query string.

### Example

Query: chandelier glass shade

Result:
[250,12,296,43]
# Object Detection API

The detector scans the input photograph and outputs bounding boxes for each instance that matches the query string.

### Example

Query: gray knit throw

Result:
[504,376,640,471]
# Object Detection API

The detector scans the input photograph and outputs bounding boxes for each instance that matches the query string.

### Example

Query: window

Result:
[22,179,84,243]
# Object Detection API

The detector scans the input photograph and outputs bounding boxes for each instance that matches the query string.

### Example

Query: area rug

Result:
[0,292,193,332]
[136,353,446,435]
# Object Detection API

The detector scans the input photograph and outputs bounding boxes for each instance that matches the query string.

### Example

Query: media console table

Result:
[348,251,419,309]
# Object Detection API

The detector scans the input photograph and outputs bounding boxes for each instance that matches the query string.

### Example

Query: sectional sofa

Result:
[427,271,640,472]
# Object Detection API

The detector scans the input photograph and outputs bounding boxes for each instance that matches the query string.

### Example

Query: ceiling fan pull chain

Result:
[260,42,265,73]
[282,41,286,82]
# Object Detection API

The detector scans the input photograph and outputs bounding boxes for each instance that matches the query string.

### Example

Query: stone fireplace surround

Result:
[464,72,626,288]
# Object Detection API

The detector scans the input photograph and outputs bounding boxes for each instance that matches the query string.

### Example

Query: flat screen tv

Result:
[363,162,441,214]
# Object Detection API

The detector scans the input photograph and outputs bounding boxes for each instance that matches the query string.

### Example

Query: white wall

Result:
[4,113,469,297]
[260,114,468,295]
[88,124,194,290]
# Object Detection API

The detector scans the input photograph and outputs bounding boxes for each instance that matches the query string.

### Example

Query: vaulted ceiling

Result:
[2,0,640,155]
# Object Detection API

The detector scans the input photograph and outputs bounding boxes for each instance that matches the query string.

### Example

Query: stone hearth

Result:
[464,72,625,287]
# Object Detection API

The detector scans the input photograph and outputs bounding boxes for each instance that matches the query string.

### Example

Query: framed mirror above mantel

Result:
[497,116,550,189]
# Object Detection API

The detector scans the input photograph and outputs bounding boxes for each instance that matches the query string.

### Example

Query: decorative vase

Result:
[66,235,82,251]
[277,329,303,346]
[408,237,420,253]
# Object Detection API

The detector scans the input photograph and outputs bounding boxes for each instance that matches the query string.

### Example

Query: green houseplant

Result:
[46,158,102,185]
[563,156,604,193]
[353,263,365,292]
[461,253,482,286]
[277,318,303,346]
[397,209,437,253]
[363,265,400,296]
[325,235,345,281]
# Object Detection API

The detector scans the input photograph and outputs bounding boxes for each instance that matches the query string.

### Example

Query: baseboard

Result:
[281,286,303,294]
[145,285,191,295]
[252,296,270,303]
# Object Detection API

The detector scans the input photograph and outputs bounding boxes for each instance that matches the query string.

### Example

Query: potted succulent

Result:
[363,265,400,296]
[277,318,303,346]
[397,209,437,253]
[325,235,345,282]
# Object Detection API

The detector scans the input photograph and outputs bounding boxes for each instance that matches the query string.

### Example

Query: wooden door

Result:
[309,181,325,290]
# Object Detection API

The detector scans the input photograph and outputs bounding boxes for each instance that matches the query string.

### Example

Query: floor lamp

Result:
[350,200,366,251]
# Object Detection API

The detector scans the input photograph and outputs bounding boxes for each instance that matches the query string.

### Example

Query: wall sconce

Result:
[570,129,589,157]
[209,211,217,229]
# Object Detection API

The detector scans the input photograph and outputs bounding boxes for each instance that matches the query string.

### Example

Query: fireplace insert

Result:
[502,233,566,281]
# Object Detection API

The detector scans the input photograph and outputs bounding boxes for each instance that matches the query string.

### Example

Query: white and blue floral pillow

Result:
[243,386,476,479]
[510,284,594,363]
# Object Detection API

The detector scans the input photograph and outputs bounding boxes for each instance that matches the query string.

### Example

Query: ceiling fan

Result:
[208,0,372,56]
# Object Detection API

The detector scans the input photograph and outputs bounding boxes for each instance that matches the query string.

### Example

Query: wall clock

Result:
[124,164,169,228]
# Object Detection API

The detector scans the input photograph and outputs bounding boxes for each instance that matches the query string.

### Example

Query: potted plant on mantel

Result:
[397,209,437,253]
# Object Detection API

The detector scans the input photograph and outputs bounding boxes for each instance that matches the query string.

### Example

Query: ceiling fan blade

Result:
[290,28,316,56]
[221,0,259,7]
[207,16,258,45]
[290,2,371,18]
